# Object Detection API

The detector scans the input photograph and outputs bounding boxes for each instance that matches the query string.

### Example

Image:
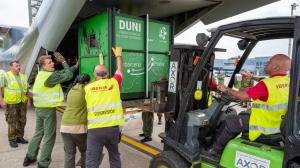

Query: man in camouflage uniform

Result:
[234,74,242,89]
[241,71,254,89]
[0,61,29,148]
[217,69,225,85]
[240,70,254,107]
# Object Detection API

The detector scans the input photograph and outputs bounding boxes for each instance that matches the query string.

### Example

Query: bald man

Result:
[85,47,123,168]
[207,54,291,158]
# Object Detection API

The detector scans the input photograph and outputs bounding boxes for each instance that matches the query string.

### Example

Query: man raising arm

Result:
[207,54,291,159]
[23,52,78,168]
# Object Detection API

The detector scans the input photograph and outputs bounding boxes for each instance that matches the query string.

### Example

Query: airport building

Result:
[214,56,270,76]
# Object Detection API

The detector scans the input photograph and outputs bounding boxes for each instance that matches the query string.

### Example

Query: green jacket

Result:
[217,73,225,85]
[45,63,76,87]
[61,84,87,125]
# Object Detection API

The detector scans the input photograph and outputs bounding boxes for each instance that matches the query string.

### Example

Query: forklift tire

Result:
[150,150,190,168]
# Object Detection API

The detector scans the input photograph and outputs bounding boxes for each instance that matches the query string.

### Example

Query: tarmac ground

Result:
[0,107,165,168]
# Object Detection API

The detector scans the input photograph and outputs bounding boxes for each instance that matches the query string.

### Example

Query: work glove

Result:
[112,47,122,57]
[99,53,104,65]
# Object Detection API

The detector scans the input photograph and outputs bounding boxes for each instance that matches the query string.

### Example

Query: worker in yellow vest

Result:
[23,53,78,168]
[85,47,124,168]
[0,69,5,86]
[207,54,291,159]
[0,61,29,148]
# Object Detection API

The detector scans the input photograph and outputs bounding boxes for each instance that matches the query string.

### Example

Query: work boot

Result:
[37,162,46,168]
[139,133,145,137]
[9,140,18,148]
[17,137,28,144]
[23,156,36,167]
[141,137,152,143]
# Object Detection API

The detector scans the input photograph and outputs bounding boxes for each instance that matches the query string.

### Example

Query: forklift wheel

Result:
[150,150,190,168]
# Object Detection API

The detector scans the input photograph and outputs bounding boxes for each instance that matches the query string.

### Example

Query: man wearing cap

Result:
[23,52,78,168]
[240,70,254,107]
[85,47,123,168]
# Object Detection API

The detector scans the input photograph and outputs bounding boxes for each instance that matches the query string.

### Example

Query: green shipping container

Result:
[79,10,172,99]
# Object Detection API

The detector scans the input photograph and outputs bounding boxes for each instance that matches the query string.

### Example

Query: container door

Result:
[79,12,109,79]
[148,21,171,90]
[114,15,145,99]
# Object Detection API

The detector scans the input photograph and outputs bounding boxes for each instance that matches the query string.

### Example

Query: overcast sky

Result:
[175,0,300,59]
[0,0,300,58]
[0,0,29,27]
[176,0,300,42]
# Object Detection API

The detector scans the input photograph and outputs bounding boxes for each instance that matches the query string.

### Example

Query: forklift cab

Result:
[151,17,300,168]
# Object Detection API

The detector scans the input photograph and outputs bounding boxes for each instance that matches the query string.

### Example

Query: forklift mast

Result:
[167,45,214,117]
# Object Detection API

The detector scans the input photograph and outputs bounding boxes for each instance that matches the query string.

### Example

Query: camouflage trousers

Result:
[142,112,153,138]
[5,102,27,141]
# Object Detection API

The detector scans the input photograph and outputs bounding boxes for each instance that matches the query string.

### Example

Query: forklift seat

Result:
[241,132,283,147]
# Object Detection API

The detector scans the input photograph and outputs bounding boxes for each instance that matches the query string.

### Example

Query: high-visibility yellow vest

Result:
[249,76,289,141]
[3,71,28,104]
[0,70,5,86]
[32,71,64,107]
[85,78,124,129]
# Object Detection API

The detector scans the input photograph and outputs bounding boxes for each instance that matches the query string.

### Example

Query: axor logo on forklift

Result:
[150,17,300,168]
[235,151,270,168]
[168,61,178,94]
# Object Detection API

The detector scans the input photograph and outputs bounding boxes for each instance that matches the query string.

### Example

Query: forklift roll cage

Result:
[162,17,300,167]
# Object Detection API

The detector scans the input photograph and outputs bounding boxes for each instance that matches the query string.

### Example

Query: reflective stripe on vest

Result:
[249,126,280,134]
[85,78,124,129]
[252,103,288,111]
[6,90,21,93]
[249,76,289,141]
[87,102,122,113]
[32,71,64,107]
[33,93,60,97]
[33,98,62,103]
[88,115,124,125]
[3,71,28,104]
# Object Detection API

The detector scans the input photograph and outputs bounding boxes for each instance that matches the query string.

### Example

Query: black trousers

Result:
[213,112,250,152]
[86,126,121,168]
